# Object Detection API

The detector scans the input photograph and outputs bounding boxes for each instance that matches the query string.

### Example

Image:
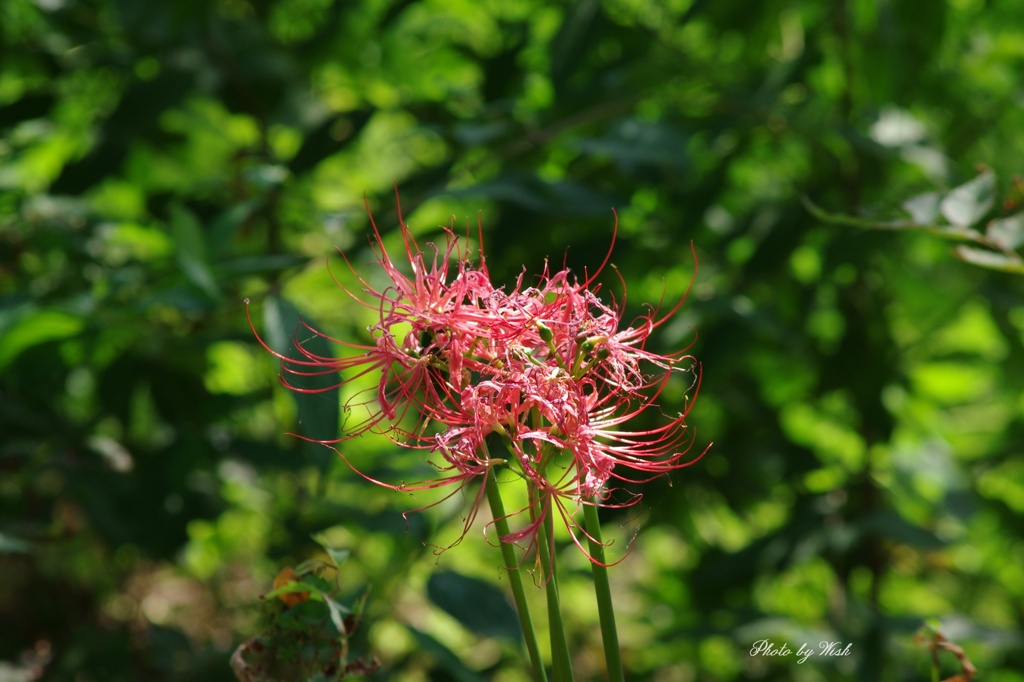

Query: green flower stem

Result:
[484,473,548,682]
[583,500,625,682]
[536,495,574,682]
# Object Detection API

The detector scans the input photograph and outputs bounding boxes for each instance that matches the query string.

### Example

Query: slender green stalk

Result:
[583,500,625,682]
[536,496,574,682]
[484,473,548,682]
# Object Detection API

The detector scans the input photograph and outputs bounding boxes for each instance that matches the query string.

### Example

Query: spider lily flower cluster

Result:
[249,198,704,562]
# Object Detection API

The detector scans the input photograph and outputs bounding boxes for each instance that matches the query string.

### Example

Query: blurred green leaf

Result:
[0,533,32,555]
[0,309,83,370]
[450,173,620,216]
[311,534,351,569]
[287,109,375,176]
[261,296,339,468]
[304,504,431,542]
[322,594,350,636]
[550,0,601,91]
[407,626,487,682]
[855,512,946,550]
[244,164,290,191]
[426,570,521,642]
[170,203,221,300]
[102,222,175,262]
[209,199,263,257]
[576,118,690,173]
[219,255,310,276]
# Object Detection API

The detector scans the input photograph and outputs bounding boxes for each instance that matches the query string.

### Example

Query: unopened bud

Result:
[580,335,608,354]
[536,321,554,343]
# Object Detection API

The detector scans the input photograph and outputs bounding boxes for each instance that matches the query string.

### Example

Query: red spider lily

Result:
[248,190,707,562]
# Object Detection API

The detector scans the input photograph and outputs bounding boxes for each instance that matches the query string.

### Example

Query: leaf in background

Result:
[208,198,262,257]
[170,203,221,300]
[549,0,602,91]
[449,173,620,217]
[312,534,351,568]
[272,567,310,607]
[218,254,310,276]
[0,309,83,370]
[322,593,350,636]
[940,171,995,228]
[0,532,32,555]
[243,164,290,192]
[51,67,194,194]
[262,296,339,470]
[102,222,175,262]
[854,511,946,550]
[986,212,1024,251]
[287,109,374,176]
[805,196,986,243]
[304,504,432,542]
[953,246,1024,274]
[407,627,487,682]
[426,570,521,641]
[803,196,902,230]
[902,191,941,224]
[452,120,514,146]
[576,118,691,174]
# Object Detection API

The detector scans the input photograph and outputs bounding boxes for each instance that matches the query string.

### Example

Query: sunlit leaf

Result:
[940,171,995,227]
[312,534,351,568]
[986,212,1024,250]
[0,309,84,370]
[902,191,941,224]
[953,246,1024,274]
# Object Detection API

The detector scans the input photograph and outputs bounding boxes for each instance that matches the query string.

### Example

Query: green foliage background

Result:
[2,0,1023,680]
